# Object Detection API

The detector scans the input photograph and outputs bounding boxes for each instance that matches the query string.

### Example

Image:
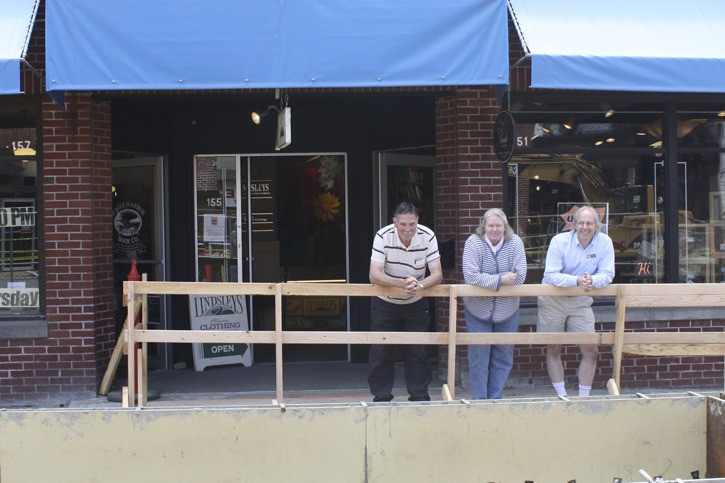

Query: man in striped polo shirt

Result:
[368,202,443,402]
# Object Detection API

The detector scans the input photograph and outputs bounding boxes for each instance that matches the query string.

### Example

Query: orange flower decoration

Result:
[312,192,341,222]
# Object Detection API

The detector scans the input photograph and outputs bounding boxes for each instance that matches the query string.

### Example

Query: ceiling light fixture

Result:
[595,140,604,146]
[604,109,615,118]
[718,111,725,117]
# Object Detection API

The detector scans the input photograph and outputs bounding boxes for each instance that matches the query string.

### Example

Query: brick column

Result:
[42,92,114,399]
[435,87,503,388]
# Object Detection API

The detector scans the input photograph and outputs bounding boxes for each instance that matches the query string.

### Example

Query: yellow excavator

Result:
[515,156,653,213]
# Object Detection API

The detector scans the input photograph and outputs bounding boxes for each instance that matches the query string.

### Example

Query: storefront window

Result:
[508,102,725,284]
[508,103,667,284]
[0,127,39,315]
[677,111,725,282]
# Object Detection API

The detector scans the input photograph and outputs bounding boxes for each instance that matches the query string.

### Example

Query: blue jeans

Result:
[465,306,520,400]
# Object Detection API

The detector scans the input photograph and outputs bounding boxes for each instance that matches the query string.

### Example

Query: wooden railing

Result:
[115,281,725,407]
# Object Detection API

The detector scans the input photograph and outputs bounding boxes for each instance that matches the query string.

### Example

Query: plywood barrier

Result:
[119,282,725,407]
[0,393,717,482]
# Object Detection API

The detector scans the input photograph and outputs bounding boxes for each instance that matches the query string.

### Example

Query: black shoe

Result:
[408,395,430,402]
[373,395,394,402]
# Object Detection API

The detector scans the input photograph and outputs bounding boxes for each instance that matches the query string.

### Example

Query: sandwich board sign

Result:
[188,294,252,371]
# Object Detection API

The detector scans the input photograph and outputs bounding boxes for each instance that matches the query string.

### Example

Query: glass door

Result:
[194,153,349,363]
[374,153,435,229]
[112,156,168,369]
[373,152,437,359]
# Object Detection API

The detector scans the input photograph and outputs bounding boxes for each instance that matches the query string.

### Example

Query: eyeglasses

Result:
[576,221,595,227]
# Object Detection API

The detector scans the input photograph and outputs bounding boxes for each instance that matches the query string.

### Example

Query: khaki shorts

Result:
[537,295,595,333]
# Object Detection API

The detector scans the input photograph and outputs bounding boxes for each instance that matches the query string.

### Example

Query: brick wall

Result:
[0,93,114,404]
[507,319,724,391]
[1,1,113,404]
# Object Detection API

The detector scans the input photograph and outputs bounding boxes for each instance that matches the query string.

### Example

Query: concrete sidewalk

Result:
[63,361,617,409]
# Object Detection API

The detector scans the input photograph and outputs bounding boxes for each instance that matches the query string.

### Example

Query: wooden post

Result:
[137,347,145,407]
[140,274,148,406]
[606,378,620,396]
[126,280,136,407]
[612,285,626,389]
[447,286,458,399]
[275,283,284,404]
[99,325,125,396]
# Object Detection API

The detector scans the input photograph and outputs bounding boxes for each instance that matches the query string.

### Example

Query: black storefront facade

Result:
[1,0,724,404]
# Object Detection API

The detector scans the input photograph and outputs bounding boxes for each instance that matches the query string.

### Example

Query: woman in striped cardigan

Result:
[462,208,527,399]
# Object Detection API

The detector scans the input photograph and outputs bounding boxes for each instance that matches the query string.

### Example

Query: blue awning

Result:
[46,0,509,93]
[508,0,725,93]
[0,0,39,94]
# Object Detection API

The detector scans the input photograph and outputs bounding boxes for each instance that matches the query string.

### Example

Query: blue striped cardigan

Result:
[462,233,527,322]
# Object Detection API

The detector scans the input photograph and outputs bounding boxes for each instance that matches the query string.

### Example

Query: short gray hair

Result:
[572,205,602,232]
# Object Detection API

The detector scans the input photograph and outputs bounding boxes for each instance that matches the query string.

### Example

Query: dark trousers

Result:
[368,297,432,401]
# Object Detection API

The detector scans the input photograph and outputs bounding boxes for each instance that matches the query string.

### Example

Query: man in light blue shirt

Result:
[538,206,615,397]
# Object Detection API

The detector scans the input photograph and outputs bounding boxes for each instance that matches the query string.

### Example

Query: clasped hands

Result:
[577,272,593,292]
[404,276,422,295]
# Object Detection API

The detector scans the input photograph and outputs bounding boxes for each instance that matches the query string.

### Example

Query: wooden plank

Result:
[132,330,614,346]
[123,303,142,355]
[280,332,447,344]
[625,294,725,307]
[606,378,620,396]
[134,329,725,346]
[138,347,146,407]
[135,329,278,344]
[141,273,148,407]
[132,329,725,347]
[622,344,725,356]
[613,285,626,388]
[126,283,136,408]
[275,283,283,404]
[441,384,452,401]
[456,333,602,345]
[623,283,725,297]
[130,281,276,296]
[126,281,618,298]
[447,286,458,399]
[99,325,125,396]
[455,284,618,298]
[281,283,443,297]
[619,333,725,344]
